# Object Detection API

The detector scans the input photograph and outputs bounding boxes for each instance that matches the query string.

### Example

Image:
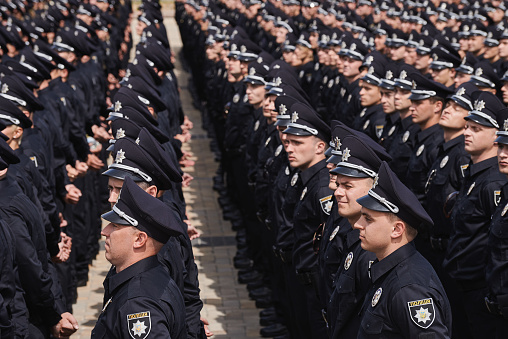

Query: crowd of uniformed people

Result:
[179,0,508,338]
[0,0,217,338]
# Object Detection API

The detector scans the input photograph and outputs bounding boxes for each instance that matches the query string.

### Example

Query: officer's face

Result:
[380,88,396,114]
[136,20,148,36]
[468,35,485,53]
[454,72,471,88]
[101,222,138,271]
[497,143,508,174]
[228,58,242,76]
[374,35,386,52]
[411,98,441,128]
[327,162,338,191]
[275,28,288,44]
[354,207,395,258]
[394,87,412,111]
[342,57,362,79]
[359,81,382,107]
[246,83,266,108]
[501,82,508,104]
[334,175,373,223]
[439,101,468,131]
[108,177,125,208]
[464,121,497,158]
[430,67,455,87]
[389,45,405,61]
[262,95,277,119]
[484,45,499,60]
[414,54,431,71]
[499,40,508,59]
[284,134,323,170]
[404,47,417,66]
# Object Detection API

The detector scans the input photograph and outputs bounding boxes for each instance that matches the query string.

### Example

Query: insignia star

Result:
[386,70,393,80]
[249,67,256,75]
[274,77,282,86]
[342,147,351,162]
[475,68,483,76]
[135,137,140,145]
[414,307,432,324]
[131,320,147,337]
[324,200,333,212]
[291,111,299,123]
[504,119,508,131]
[456,87,466,96]
[116,128,126,139]
[115,149,126,163]
[365,55,374,65]
[475,100,486,111]
[350,43,356,51]
[114,101,122,112]
[1,83,9,94]
[334,137,341,151]
[400,70,407,80]
[368,66,374,74]
[372,175,379,189]
[279,104,287,115]
[412,80,417,90]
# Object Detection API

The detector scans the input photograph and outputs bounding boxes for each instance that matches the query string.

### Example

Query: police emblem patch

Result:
[440,155,449,168]
[320,195,333,215]
[127,311,151,339]
[388,125,396,136]
[254,120,260,131]
[407,298,435,329]
[233,94,240,103]
[344,252,353,270]
[402,131,410,143]
[300,187,307,200]
[372,288,382,307]
[291,173,298,186]
[416,144,425,157]
[495,190,501,206]
[275,144,283,157]
[375,125,384,139]
[460,164,469,177]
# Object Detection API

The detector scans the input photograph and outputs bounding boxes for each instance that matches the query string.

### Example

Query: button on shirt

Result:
[358,243,452,339]
[92,256,185,339]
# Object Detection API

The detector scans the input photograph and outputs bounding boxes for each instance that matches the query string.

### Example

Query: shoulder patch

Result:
[460,164,469,177]
[320,195,333,215]
[29,156,38,168]
[495,190,501,206]
[127,311,151,339]
[407,298,435,329]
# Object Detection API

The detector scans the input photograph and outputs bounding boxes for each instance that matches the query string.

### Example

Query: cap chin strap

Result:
[0,113,20,125]
[368,189,400,213]
[112,205,139,226]
[109,163,153,182]
[469,110,499,128]
[286,123,318,135]
[0,93,27,107]
[337,162,377,178]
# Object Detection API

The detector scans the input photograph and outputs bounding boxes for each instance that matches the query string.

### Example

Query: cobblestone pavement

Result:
[71,6,262,339]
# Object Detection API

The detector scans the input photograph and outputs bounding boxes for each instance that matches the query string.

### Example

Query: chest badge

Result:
[254,120,260,131]
[360,108,367,118]
[502,202,508,216]
[285,166,290,176]
[407,298,435,329]
[372,288,382,307]
[416,144,425,157]
[329,225,340,241]
[127,311,151,339]
[363,120,370,130]
[344,252,353,270]
[388,125,396,136]
[467,182,475,195]
[275,144,283,157]
[440,155,449,168]
[233,93,240,103]
[243,94,249,103]
[300,187,308,200]
[265,136,272,147]
[402,131,410,143]
[291,173,298,186]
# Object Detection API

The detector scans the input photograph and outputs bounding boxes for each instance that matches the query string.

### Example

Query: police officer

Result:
[443,91,508,338]
[92,177,186,338]
[356,161,452,338]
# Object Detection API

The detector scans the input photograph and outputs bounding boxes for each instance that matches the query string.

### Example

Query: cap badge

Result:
[274,77,282,86]
[114,101,122,112]
[474,100,485,112]
[503,119,508,131]
[279,104,287,115]
[350,43,357,52]
[372,174,379,189]
[1,83,8,94]
[135,137,140,145]
[456,87,466,97]
[240,45,247,53]
[475,68,483,76]
[257,56,263,63]
[116,128,126,139]
[115,149,126,164]
[365,55,374,65]
[249,67,256,76]
[432,53,438,61]
[368,66,374,75]
[334,137,341,151]
[440,155,449,168]
[372,288,382,307]
[386,70,393,80]
[412,80,417,90]
[344,252,353,270]
[342,147,351,162]
[400,70,407,80]
[291,111,299,123]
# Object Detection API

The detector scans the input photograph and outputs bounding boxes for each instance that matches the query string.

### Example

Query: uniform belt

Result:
[430,236,449,252]
[485,297,502,316]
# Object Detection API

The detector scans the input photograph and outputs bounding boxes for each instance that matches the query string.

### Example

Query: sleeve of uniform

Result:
[2,210,61,326]
[390,284,451,339]
[116,298,175,339]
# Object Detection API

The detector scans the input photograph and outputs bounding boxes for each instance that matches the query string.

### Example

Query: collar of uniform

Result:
[416,124,443,144]
[345,227,360,248]
[468,156,499,177]
[387,111,400,125]
[347,77,361,89]
[370,242,417,283]
[400,114,416,130]
[363,103,383,117]
[300,158,327,186]
[441,134,464,152]
[108,256,160,293]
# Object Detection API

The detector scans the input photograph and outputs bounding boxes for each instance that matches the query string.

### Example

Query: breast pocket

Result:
[490,214,508,261]
[360,309,384,336]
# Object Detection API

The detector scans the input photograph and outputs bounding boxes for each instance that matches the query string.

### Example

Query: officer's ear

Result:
[390,219,406,240]
[133,230,149,249]
[145,185,158,198]
[314,137,326,154]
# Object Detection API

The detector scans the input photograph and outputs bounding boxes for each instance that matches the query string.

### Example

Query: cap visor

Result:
[325,147,333,157]
[357,194,391,212]
[496,134,508,145]
[329,166,370,178]
[101,209,130,226]
[283,126,314,136]
[274,119,291,127]
[101,167,145,182]
[464,114,497,128]
[409,93,431,101]
[326,154,342,164]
